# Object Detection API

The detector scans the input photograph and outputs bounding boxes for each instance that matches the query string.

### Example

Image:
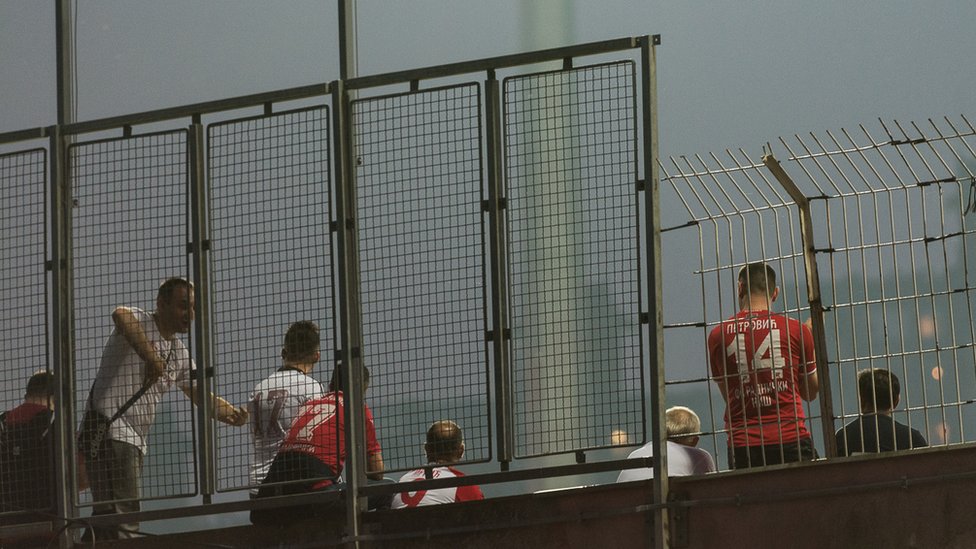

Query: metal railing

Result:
[661,115,976,470]
[0,35,664,547]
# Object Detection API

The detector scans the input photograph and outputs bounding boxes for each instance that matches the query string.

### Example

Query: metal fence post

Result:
[640,35,670,549]
[333,78,366,547]
[762,153,837,458]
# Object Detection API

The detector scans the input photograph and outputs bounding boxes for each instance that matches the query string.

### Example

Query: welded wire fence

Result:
[0,34,666,539]
[660,115,976,470]
[69,130,197,501]
[779,117,976,453]
[207,106,335,491]
[353,83,490,471]
[504,61,644,458]
[0,148,50,515]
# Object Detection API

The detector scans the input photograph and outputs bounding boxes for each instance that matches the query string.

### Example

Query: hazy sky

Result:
[2,0,974,157]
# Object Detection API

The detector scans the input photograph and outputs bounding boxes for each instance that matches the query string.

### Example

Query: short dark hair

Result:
[329,360,370,392]
[858,368,899,412]
[25,370,55,399]
[158,277,193,302]
[738,262,776,296]
[425,420,464,463]
[282,321,320,362]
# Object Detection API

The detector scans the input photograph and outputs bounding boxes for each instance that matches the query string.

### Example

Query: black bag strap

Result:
[106,384,150,424]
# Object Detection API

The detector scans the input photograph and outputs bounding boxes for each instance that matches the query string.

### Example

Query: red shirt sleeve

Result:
[455,484,484,502]
[707,324,725,378]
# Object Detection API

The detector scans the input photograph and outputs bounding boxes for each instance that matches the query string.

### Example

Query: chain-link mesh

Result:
[353,83,490,471]
[207,106,334,491]
[70,130,195,503]
[504,61,643,457]
[0,148,51,515]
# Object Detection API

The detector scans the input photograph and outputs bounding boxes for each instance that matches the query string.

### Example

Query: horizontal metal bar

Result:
[42,83,329,139]
[0,126,50,145]
[346,36,650,90]
[360,457,655,496]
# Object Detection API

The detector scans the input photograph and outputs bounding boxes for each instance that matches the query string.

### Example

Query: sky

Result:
[2,0,974,157]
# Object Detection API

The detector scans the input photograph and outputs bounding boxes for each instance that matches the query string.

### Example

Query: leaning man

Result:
[80,277,248,540]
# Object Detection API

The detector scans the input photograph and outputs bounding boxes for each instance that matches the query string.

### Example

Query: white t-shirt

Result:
[247,368,324,487]
[86,307,193,455]
[616,440,716,482]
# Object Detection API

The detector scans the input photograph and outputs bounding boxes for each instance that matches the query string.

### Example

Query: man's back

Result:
[248,369,323,486]
[707,310,815,447]
[835,415,928,455]
[616,440,716,482]
[392,466,484,508]
[0,404,54,513]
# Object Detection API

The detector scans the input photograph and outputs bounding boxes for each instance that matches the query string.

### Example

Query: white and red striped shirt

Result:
[392,466,484,508]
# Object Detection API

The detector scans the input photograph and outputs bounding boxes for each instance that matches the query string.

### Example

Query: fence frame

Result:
[0,35,666,547]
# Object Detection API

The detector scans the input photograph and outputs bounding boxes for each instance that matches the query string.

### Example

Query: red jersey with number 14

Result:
[707,310,815,447]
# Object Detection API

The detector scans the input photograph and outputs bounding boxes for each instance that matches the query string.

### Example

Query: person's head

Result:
[328,360,370,392]
[156,277,195,336]
[857,368,900,414]
[282,321,321,366]
[666,406,702,447]
[425,420,465,464]
[24,370,55,409]
[737,262,779,308]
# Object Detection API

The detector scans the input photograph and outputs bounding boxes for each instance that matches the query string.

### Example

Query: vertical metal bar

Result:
[55,0,74,127]
[338,0,358,83]
[54,3,76,540]
[762,154,837,457]
[188,122,215,500]
[640,35,670,549]
[49,126,75,549]
[485,75,513,466]
[332,78,365,546]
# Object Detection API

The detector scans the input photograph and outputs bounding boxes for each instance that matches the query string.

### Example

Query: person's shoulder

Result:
[398,468,424,482]
[626,442,654,459]
[444,466,466,477]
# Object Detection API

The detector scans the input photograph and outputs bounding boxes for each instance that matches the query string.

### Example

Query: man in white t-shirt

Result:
[616,406,716,482]
[80,278,249,540]
[248,320,325,494]
[392,420,484,508]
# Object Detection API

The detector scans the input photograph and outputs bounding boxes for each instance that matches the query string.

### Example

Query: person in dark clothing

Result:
[0,371,56,515]
[835,368,927,456]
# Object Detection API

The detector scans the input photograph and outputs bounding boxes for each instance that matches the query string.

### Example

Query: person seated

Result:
[835,368,927,456]
[616,406,716,482]
[252,361,388,524]
[392,420,484,508]
[0,371,56,517]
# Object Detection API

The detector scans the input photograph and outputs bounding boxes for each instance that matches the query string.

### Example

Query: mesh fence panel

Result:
[207,106,334,491]
[353,83,489,471]
[0,148,50,514]
[779,117,976,452]
[660,152,816,470]
[70,130,195,502]
[504,61,643,457]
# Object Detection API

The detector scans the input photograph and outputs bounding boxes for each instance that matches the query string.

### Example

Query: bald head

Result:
[425,420,465,464]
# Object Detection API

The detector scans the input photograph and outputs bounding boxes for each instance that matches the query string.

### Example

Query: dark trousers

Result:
[731,437,818,469]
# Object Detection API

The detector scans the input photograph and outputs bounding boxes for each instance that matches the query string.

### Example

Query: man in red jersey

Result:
[707,262,819,468]
[252,361,389,524]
